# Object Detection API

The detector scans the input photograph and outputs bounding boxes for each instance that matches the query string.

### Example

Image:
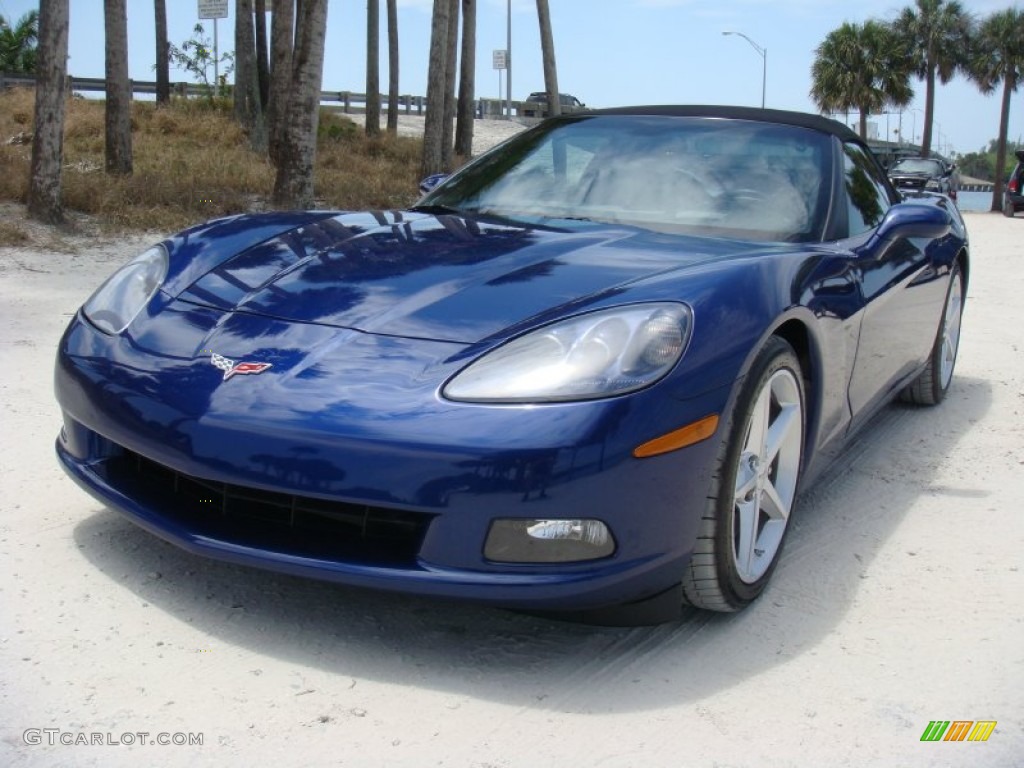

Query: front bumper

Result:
[55,416,718,612]
[55,312,732,613]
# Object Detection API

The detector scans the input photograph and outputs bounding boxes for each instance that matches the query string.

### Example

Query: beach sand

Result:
[1,201,1021,766]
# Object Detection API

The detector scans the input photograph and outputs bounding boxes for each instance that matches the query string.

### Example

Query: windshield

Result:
[891,158,945,175]
[421,115,832,242]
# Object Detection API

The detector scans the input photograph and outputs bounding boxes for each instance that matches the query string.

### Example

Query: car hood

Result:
[174,211,752,344]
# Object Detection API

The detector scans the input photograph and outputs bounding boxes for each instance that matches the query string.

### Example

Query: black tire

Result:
[682,336,805,612]
[901,263,965,406]
[1004,200,1015,218]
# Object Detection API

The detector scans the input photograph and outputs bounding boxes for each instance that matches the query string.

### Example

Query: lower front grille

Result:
[104,448,433,566]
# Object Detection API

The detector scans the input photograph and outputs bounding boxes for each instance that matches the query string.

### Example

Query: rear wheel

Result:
[682,337,805,611]
[901,263,964,406]
[1004,199,1016,218]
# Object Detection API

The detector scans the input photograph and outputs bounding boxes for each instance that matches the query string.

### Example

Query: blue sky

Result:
[1,0,1020,157]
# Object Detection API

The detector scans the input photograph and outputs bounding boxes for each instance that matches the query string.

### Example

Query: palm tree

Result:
[366,0,381,136]
[454,0,476,158]
[271,0,329,208]
[254,0,270,108]
[104,0,132,175]
[536,0,560,117]
[235,0,265,149]
[810,20,913,140]
[28,0,68,224]
[267,0,295,167]
[154,0,170,104]
[441,0,460,168]
[421,0,451,177]
[386,0,399,136]
[966,8,1024,212]
[0,10,39,73]
[893,0,971,156]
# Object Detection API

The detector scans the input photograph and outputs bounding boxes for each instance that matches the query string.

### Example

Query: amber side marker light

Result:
[633,414,720,458]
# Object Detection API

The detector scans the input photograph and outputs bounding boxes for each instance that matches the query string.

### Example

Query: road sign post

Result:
[493,50,508,119]
[198,1,229,90]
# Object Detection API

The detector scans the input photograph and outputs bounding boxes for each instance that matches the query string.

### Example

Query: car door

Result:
[839,142,948,425]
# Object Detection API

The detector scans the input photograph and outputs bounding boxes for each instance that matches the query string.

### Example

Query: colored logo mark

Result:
[920,720,997,742]
[209,352,273,381]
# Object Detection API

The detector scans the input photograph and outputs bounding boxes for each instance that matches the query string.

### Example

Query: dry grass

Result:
[0,219,31,246]
[0,88,424,232]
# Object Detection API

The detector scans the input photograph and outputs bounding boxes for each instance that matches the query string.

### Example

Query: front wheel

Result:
[901,263,964,406]
[682,337,805,612]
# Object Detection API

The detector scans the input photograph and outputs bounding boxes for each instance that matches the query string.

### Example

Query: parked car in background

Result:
[1004,149,1024,217]
[888,156,960,201]
[520,92,586,118]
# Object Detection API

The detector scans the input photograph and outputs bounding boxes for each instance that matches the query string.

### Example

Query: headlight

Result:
[925,180,941,190]
[82,245,168,334]
[443,303,692,403]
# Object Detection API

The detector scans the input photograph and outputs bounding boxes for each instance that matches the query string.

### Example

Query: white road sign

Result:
[492,50,508,70]
[198,0,229,19]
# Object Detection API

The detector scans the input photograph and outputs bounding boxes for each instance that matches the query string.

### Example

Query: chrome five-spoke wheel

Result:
[938,271,963,390]
[682,336,805,611]
[903,263,965,406]
[732,367,803,584]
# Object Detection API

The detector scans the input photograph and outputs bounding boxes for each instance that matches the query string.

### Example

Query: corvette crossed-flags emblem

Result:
[209,352,273,381]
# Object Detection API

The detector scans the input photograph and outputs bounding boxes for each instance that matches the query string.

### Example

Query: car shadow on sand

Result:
[72,375,992,714]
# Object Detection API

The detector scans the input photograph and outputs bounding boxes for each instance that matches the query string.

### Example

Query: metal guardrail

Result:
[0,71,523,119]
[1,73,1006,189]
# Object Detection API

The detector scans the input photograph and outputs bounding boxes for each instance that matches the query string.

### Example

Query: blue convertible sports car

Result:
[55,106,968,624]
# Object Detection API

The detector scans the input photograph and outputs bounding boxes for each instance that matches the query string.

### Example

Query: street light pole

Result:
[723,30,766,109]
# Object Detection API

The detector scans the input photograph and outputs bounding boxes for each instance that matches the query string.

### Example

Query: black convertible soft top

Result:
[584,105,861,143]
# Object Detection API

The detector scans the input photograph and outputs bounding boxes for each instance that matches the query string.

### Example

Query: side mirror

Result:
[418,173,448,195]
[875,202,951,242]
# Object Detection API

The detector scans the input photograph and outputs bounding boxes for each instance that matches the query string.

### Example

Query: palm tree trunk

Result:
[454,0,476,158]
[272,0,329,208]
[536,0,559,117]
[421,0,450,177]
[154,0,170,104]
[104,0,132,175]
[990,66,1014,211]
[386,0,399,136]
[267,0,295,167]
[28,0,69,224]
[441,0,459,168]
[254,0,270,110]
[234,0,265,149]
[921,58,936,156]
[366,0,381,136]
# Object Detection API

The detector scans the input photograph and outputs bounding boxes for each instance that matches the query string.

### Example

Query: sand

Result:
[0,191,1022,766]
[343,113,528,153]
